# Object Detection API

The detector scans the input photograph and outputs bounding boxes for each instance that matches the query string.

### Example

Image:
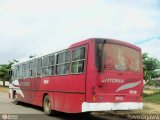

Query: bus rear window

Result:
[103,44,141,72]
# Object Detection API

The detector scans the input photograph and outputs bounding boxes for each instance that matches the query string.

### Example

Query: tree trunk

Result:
[3,79,5,87]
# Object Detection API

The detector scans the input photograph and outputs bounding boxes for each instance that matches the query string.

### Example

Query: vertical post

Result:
[2,79,5,87]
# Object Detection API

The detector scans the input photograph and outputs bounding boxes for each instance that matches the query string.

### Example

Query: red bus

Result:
[9,38,143,115]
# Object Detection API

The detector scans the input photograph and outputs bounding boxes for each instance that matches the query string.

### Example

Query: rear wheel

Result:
[13,92,20,105]
[43,95,54,116]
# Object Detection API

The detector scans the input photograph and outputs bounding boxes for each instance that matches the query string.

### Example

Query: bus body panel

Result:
[10,43,89,113]
[9,38,143,113]
[85,39,143,110]
[52,92,85,113]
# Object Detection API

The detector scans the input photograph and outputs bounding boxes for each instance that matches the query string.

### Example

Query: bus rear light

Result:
[92,91,95,95]
[98,96,103,101]
[92,86,96,95]
[98,84,103,88]
[92,96,96,101]
[92,86,95,90]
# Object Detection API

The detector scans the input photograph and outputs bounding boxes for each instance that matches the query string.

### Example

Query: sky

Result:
[0,0,160,64]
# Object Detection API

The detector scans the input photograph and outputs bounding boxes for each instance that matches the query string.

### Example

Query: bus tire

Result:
[43,95,54,116]
[13,92,20,105]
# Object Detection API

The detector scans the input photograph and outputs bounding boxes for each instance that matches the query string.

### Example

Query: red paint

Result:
[9,38,143,113]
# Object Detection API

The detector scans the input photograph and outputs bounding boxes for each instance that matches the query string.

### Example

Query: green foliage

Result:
[143,53,160,81]
[145,80,160,88]
[143,90,160,104]
[0,60,18,86]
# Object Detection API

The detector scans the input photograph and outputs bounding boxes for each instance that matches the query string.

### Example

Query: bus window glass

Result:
[37,68,42,77]
[12,68,16,80]
[56,51,70,75]
[29,62,33,77]
[33,60,37,77]
[22,64,26,78]
[48,55,54,76]
[49,55,55,65]
[42,67,48,76]
[71,47,85,74]
[42,56,49,66]
[19,65,23,79]
[57,52,65,64]
[80,47,85,59]
[103,44,141,72]
[38,59,42,67]
[72,49,80,61]
[65,51,70,62]
[37,59,42,77]
[16,66,20,79]
[48,66,54,75]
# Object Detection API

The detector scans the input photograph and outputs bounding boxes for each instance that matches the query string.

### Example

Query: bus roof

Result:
[69,38,141,51]
[13,38,141,66]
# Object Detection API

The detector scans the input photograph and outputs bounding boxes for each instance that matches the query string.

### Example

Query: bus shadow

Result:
[50,112,112,120]
[19,102,43,112]
[18,102,121,120]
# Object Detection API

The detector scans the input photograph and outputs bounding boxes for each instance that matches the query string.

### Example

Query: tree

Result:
[0,59,18,86]
[143,53,160,81]
[145,80,160,89]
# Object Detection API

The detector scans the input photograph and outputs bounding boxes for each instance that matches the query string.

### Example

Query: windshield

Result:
[96,42,141,72]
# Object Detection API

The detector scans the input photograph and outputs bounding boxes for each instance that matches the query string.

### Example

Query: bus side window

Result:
[56,50,70,75]
[22,64,26,78]
[16,65,23,79]
[65,51,70,74]
[11,69,14,80]
[26,63,30,78]
[20,65,23,79]
[48,55,55,75]
[56,52,63,75]
[37,59,42,77]
[71,47,85,74]
[17,66,20,79]
[42,56,49,76]
[33,59,38,77]
[12,68,17,80]
[29,61,34,77]
[41,54,55,76]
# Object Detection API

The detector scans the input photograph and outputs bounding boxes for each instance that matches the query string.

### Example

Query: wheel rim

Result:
[47,100,51,110]
[45,99,51,112]
[14,94,17,101]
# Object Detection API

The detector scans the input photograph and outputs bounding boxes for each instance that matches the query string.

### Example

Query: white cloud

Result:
[139,39,160,59]
[0,0,160,63]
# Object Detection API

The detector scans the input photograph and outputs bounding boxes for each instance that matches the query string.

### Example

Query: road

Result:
[0,91,126,120]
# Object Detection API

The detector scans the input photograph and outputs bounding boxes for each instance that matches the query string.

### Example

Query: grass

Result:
[143,89,160,104]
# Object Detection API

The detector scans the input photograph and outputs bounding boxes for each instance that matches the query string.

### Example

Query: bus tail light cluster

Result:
[98,96,103,101]
[92,86,96,101]
[93,96,96,101]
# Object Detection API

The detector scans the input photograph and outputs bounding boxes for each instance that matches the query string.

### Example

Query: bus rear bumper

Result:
[82,102,143,112]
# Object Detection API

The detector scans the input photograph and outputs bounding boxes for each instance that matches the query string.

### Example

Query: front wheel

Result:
[43,95,54,116]
[13,92,20,105]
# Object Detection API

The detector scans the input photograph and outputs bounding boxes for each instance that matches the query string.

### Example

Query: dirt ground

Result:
[0,86,8,93]
[139,102,160,114]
